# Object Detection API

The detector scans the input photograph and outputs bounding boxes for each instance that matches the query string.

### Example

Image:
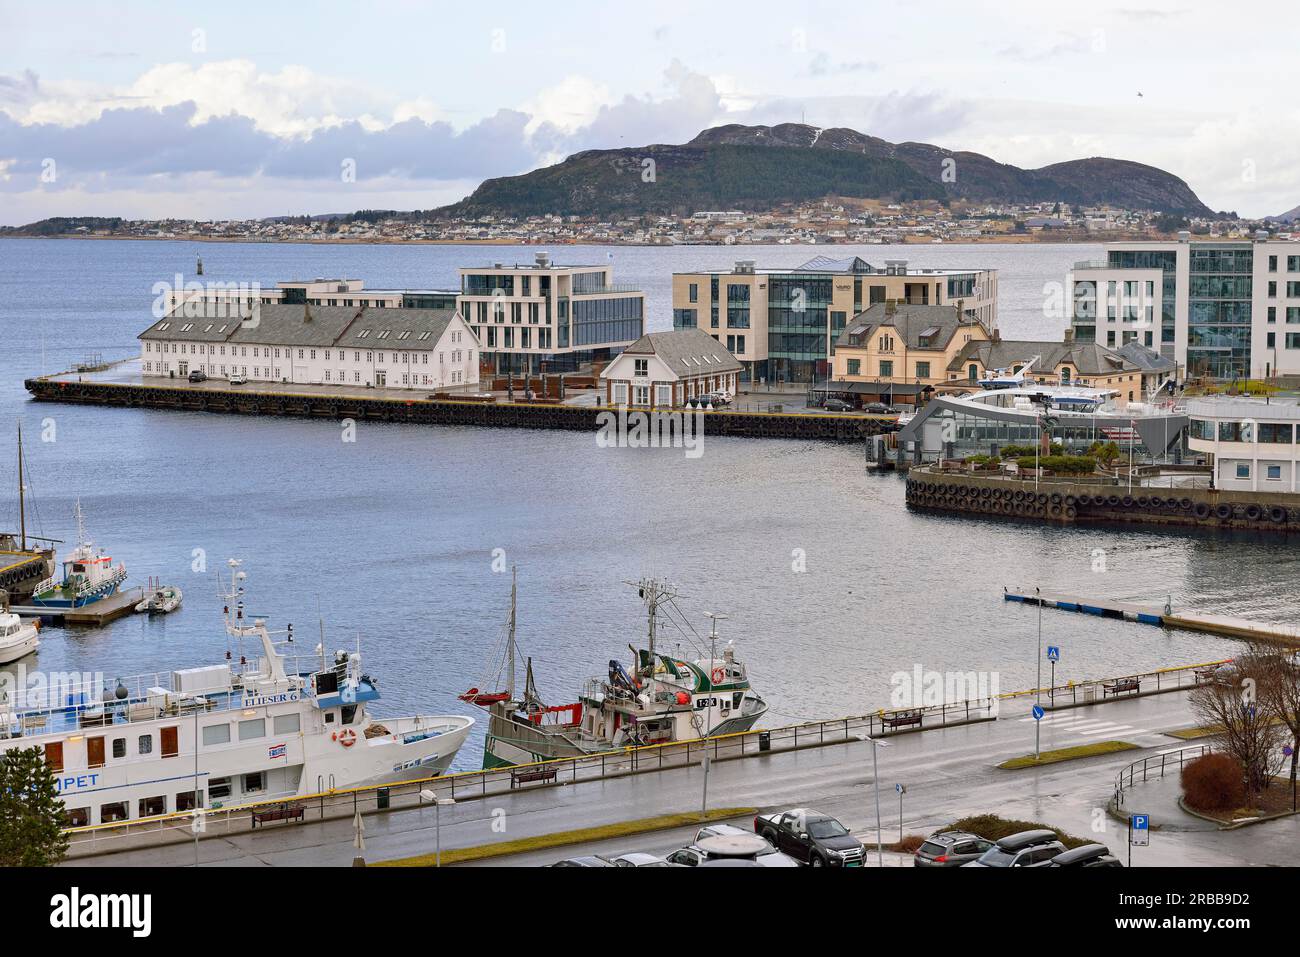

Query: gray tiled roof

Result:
[620,328,742,375]
[947,339,1139,376]
[835,303,972,350]
[139,302,460,350]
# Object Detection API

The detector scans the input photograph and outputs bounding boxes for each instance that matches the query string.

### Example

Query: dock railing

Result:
[62,695,997,856]
[1113,744,1214,809]
[997,658,1228,709]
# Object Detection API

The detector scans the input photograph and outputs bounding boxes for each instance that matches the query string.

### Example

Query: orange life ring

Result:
[336,728,357,748]
[711,667,726,684]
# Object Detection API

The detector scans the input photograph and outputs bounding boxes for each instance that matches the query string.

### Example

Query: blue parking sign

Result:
[1130,814,1149,846]
[1046,646,1060,662]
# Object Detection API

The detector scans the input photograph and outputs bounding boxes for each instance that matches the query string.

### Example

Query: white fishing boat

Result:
[462,572,767,768]
[0,610,39,665]
[28,501,126,610]
[135,582,183,615]
[0,559,473,827]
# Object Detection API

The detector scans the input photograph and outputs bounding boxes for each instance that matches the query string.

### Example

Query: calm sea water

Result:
[1,238,1295,766]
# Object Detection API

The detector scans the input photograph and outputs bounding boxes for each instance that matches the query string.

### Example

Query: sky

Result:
[2,0,1299,225]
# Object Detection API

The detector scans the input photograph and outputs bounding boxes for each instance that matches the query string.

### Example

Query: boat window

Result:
[65,807,89,828]
[100,801,129,823]
[112,738,126,759]
[733,693,743,708]
[138,734,153,755]
[87,736,105,769]
[138,795,166,818]
[273,713,300,735]
[161,726,179,758]
[323,711,336,724]
[44,741,64,772]
[341,705,358,725]
[242,771,265,794]
[202,724,231,746]
[208,778,232,800]
[176,791,202,812]
[238,718,266,741]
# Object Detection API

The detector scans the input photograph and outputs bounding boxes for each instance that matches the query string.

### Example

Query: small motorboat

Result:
[135,583,182,615]
[0,611,39,665]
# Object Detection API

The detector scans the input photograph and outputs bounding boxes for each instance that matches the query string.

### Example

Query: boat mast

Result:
[16,424,25,551]
[506,566,517,700]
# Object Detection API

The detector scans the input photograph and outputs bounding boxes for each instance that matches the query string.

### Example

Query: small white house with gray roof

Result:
[600,328,742,408]
[139,301,480,390]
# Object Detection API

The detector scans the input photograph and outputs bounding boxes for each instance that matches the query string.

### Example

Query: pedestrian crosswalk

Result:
[1016,708,1153,740]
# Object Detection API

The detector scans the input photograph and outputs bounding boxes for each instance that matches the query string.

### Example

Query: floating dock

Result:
[1004,587,1300,646]
[11,587,145,627]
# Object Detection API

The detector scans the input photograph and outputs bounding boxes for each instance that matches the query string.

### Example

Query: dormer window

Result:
[357,330,370,339]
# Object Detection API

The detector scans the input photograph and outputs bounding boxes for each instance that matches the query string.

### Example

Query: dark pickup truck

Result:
[754,808,865,867]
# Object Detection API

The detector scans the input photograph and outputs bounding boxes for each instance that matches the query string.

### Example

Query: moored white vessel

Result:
[0,609,39,665]
[28,501,126,610]
[0,559,473,827]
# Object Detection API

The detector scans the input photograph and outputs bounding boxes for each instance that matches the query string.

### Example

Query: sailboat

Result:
[461,571,768,769]
[0,425,57,603]
[28,501,126,610]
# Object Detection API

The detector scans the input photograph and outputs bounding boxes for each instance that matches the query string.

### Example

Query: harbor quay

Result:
[58,673,1292,869]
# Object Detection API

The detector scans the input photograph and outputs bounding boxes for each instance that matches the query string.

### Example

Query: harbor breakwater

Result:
[905,468,1300,533]
[24,377,891,443]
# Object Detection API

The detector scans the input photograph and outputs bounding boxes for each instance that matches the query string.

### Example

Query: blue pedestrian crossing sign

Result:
[1130,814,1150,846]
[1032,704,1045,720]
[1046,646,1061,662]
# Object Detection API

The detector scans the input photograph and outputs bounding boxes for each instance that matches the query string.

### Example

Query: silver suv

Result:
[962,829,1065,868]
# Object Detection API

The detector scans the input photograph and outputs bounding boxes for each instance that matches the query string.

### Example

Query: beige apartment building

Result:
[829,302,991,405]
[671,255,997,385]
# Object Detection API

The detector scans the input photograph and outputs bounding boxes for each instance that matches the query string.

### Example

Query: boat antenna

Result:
[506,565,517,700]
[705,613,728,669]
[16,423,25,551]
[318,597,327,673]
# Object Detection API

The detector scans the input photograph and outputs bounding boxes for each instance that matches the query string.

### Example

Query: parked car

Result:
[1037,843,1123,868]
[754,809,865,867]
[961,829,1066,868]
[228,373,248,385]
[821,398,853,412]
[694,824,801,866]
[609,852,676,867]
[667,832,800,868]
[913,830,994,867]
[862,402,895,415]
[548,855,615,867]
[187,369,207,383]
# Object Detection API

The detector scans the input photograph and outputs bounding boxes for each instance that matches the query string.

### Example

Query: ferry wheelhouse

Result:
[0,560,473,828]
[462,574,767,768]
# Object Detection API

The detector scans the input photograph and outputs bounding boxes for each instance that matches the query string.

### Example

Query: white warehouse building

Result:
[139,302,480,390]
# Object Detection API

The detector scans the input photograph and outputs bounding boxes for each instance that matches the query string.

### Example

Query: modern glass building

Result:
[1069,232,1300,381]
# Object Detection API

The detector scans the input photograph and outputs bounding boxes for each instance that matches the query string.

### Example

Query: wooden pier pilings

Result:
[905,468,1300,534]
[24,377,892,444]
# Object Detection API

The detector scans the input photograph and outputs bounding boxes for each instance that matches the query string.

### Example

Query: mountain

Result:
[1268,204,1300,223]
[444,122,1214,218]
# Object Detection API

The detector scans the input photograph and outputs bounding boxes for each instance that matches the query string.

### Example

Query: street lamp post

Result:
[421,790,456,867]
[854,733,890,867]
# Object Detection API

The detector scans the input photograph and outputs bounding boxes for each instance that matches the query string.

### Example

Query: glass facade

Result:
[572,296,643,347]
[1185,246,1252,378]
[766,274,832,383]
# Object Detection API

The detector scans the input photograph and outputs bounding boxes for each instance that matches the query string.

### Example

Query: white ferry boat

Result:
[462,574,767,768]
[28,502,126,610]
[0,560,473,828]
